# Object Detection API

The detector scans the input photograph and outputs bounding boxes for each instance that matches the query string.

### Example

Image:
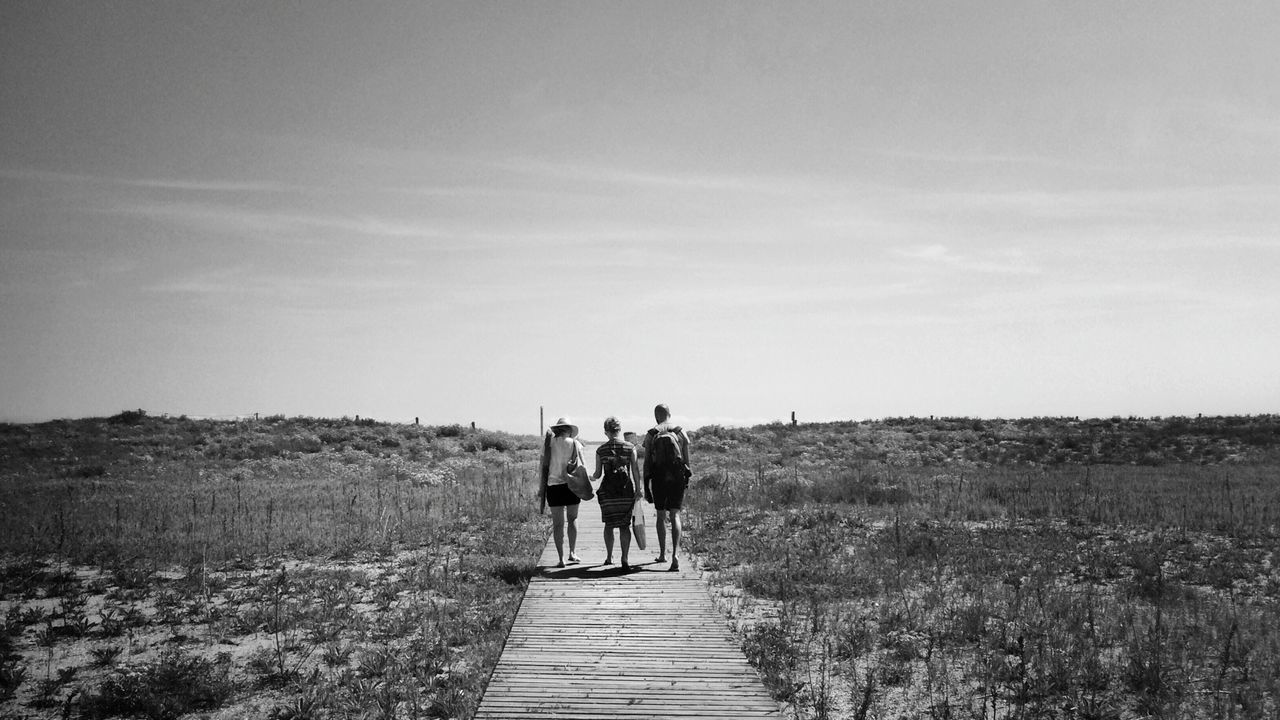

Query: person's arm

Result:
[539,432,551,513]
[540,432,552,483]
[642,431,652,481]
[630,446,642,499]
[592,444,604,480]
[680,429,691,466]
[642,430,654,502]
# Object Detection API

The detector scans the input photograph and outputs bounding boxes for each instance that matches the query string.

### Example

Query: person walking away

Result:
[623,430,641,450]
[540,416,584,568]
[643,404,691,571]
[593,416,642,568]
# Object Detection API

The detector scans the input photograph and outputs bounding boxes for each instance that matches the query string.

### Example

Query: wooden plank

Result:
[474,464,780,719]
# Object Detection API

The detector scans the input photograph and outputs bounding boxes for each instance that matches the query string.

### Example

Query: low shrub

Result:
[79,649,234,719]
[465,430,511,453]
[437,424,466,438]
[108,409,148,425]
[0,660,26,701]
[741,623,802,700]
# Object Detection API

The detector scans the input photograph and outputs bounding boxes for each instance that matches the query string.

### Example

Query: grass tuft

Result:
[80,649,234,720]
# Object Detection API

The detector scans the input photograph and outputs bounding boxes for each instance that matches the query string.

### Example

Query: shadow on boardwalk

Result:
[539,562,664,580]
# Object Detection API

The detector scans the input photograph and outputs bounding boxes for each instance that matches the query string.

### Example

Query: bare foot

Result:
[669,557,680,572]
[568,553,581,564]
[602,558,613,565]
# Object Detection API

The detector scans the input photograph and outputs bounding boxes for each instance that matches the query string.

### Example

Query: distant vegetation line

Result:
[7,409,1279,467]
[698,413,1280,467]
[0,411,542,565]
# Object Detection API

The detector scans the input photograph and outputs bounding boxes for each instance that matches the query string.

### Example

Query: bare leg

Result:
[551,505,566,566]
[603,527,614,564]
[620,526,632,566]
[668,509,682,571]
[655,509,668,562]
[566,503,580,562]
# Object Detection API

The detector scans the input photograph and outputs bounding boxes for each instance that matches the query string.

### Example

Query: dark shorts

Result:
[651,478,685,511]
[546,483,580,507]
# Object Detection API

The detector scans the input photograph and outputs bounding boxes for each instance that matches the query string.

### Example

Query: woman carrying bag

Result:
[592,416,642,569]
[540,417,584,568]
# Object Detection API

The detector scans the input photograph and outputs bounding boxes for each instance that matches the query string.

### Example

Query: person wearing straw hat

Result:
[540,416,584,567]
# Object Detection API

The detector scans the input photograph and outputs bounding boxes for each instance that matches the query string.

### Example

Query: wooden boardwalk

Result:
[475,457,781,719]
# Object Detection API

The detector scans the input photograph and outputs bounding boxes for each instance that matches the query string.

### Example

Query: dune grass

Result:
[0,413,545,719]
[685,416,1280,719]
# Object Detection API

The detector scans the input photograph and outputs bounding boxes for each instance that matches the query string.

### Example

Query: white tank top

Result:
[546,436,580,486]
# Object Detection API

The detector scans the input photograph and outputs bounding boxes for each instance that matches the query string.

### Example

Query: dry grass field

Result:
[683,416,1280,719]
[0,413,544,720]
[3,413,1278,719]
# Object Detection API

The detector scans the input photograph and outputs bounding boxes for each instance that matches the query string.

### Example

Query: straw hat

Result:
[549,416,579,438]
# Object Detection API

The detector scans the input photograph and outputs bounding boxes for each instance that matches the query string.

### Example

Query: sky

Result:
[2,2,1278,438]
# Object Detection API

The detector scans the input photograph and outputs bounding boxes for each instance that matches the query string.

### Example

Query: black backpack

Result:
[649,426,690,484]
[602,456,632,494]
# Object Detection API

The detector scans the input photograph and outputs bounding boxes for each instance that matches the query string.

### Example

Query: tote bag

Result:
[631,499,647,550]
[564,442,594,501]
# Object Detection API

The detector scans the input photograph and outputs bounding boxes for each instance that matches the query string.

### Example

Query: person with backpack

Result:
[643,403,691,572]
[592,416,642,569]
[539,416,584,568]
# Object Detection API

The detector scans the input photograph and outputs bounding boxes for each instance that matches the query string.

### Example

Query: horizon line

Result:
[5,410,1277,435]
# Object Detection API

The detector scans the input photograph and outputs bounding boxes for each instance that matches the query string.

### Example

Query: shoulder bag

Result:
[564,441,594,501]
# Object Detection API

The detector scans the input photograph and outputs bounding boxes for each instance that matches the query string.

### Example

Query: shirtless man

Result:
[642,404,691,571]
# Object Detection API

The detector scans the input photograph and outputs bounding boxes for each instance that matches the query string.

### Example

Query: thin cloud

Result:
[0,168,101,184]
[901,184,1280,219]
[104,202,450,243]
[0,167,313,194]
[935,274,1279,333]
[388,184,537,199]
[493,157,831,196]
[894,244,1041,275]
[142,266,257,296]
[122,178,313,193]
[1203,101,1280,145]
[144,265,425,302]
[862,147,1116,173]
[643,278,936,317]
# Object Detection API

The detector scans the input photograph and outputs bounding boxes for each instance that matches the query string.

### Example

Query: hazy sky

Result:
[3,2,1278,436]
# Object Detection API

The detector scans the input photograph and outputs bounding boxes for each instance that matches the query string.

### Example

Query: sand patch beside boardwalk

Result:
[1,546,538,718]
